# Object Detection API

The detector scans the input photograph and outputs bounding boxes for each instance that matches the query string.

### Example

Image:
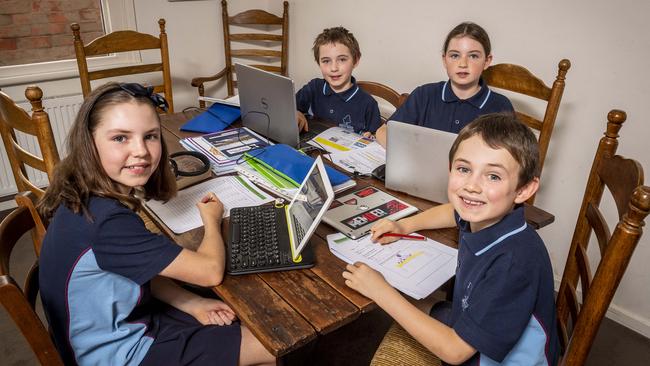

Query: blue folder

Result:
[180,102,241,133]
[251,144,351,186]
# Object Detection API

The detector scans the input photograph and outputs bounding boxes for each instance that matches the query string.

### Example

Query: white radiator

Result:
[0,93,83,197]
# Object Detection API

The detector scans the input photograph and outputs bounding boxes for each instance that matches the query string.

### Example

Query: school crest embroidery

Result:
[461,281,472,311]
[341,114,352,129]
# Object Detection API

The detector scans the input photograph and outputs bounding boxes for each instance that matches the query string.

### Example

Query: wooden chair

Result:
[0,87,56,255]
[482,59,571,204]
[357,81,408,122]
[191,0,289,109]
[0,205,64,365]
[370,109,649,366]
[555,109,649,365]
[71,19,174,113]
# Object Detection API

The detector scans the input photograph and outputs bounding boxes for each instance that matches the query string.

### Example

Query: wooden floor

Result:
[1,208,649,365]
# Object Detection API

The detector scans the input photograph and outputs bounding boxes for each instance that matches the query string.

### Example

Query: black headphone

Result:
[169,151,211,177]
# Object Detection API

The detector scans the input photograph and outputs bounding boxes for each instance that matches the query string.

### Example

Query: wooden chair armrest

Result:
[191,67,229,87]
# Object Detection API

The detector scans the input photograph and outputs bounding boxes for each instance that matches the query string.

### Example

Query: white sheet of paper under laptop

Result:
[327,232,458,299]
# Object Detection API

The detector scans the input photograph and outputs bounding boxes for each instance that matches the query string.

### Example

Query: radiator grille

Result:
[0,93,82,197]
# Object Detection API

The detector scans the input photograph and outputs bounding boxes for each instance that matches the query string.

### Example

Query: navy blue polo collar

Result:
[322,76,360,102]
[457,205,528,256]
[441,78,492,109]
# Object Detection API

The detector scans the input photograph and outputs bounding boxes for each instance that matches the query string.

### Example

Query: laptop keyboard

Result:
[228,206,293,273]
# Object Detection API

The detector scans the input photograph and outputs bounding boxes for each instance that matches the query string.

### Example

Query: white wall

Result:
[4,0,649,337]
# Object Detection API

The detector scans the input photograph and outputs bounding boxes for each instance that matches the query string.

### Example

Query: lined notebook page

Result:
[145,176,272,234]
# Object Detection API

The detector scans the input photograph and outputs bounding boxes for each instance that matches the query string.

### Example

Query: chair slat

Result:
[84,30,161,55]
[586,202,611,256]
[88,63,164,80]
[574,244,593,302]
[231,49,282,58]
[230,9,283,25]
[598,156,644,219]
[483,63,552,100]
[515,111,543,131]
[230,33,283,42]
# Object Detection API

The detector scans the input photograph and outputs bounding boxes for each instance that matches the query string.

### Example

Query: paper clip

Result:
[274,198,285,208]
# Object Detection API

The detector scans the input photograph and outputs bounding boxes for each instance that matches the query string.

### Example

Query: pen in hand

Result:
[379,233,426,241]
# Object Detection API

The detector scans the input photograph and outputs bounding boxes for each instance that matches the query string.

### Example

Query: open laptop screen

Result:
[287,156,334,259]
[235,63,301,147]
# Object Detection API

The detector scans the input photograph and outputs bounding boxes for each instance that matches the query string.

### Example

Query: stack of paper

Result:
[329,143,386,175]
[306,126,376,153]
[145,176,273,234]
[327,233,457,299]
[306,127,386,174]
[180,127,270,175]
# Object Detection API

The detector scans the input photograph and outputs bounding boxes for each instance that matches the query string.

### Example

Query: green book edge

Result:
[243,153,300,189]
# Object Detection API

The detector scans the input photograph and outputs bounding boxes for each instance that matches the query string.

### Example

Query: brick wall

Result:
[0,0,104,66]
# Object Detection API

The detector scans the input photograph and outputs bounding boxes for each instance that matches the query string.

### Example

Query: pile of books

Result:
[180,127,270,175]
[235,144,356,200]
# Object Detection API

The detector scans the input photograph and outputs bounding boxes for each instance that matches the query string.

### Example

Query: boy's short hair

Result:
[448,113,540,188]
[312,26,361,63]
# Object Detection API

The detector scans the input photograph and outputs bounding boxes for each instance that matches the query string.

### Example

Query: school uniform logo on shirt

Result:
[340,114,353,130]
[461,281,472,311]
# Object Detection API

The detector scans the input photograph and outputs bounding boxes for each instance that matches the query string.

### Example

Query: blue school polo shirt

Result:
[448,206,559,365]
[295,77,382,133]
[39,197,183,365]
[390,79,513,133]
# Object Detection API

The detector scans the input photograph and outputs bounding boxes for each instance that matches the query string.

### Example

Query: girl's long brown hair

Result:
[37,82,177,220]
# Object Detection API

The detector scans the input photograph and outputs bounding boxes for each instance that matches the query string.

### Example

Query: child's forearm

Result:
[376,288,476,364]
[196,220,226,274]
[400,203,456,233]
[151,276,200,314]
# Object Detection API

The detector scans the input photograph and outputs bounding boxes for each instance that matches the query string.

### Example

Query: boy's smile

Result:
[442,36,492,99]
[93,101,162,194]
[448,135,537,232]
[318,42,358,93]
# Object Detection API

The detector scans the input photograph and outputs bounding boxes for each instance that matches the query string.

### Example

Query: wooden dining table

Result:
[144,110,554,363]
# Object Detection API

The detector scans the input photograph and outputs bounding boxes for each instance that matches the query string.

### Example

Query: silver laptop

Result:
[235,63,301,147]
[227,156,335,274]
[385,120,457,203]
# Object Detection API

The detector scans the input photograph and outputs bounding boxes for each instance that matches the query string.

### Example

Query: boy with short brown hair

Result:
[344,113,558,365]
[296,27,380,135]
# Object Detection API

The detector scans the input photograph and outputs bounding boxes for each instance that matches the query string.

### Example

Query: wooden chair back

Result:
[0,205,63,365]
[482,59,571,204]
[555,109,649,366]
[0,86,60,199]
[71,19,174,113]
[357,80,409,123]
[192,0,289,108]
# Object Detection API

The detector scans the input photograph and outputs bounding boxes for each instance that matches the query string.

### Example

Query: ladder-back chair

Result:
[556,109,649,365]
[0,204,63,365]
[0,87,57,254]
[482,59,571,204]
[71,19,174,113]
[192,0,289,109]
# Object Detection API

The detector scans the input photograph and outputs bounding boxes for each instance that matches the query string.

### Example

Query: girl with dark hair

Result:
[375,22,514,147]
[38,82,274,366]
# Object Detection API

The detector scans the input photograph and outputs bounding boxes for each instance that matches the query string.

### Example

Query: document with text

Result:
[146,176,273,234]
[327,232,457,299]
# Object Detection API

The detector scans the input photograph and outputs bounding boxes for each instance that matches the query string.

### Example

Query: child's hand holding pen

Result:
[197,192,224,224]
[370,218,426,245]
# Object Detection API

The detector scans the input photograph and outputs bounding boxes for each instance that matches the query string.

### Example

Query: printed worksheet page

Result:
[146,176,272,234]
